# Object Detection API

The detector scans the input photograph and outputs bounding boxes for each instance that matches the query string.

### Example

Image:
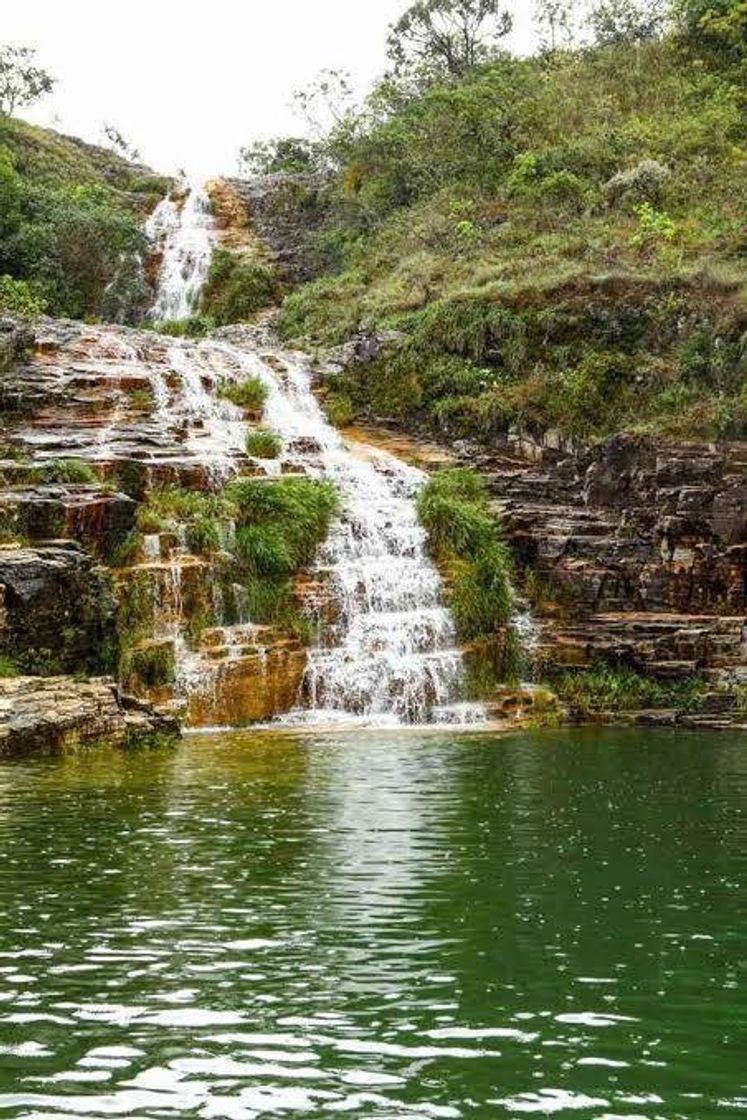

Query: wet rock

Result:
[0,676,179,755]
[0,544,117,675]
[0,485,136,557]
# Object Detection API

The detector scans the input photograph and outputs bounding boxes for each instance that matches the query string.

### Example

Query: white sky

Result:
[3,0,536,176]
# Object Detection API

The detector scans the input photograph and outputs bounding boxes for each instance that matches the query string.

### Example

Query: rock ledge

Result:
[0,677,180,756]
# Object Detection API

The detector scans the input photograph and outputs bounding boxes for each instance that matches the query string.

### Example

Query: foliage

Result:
[417,468,514,640]
[276,27,747,444]
[228,477,339,578]
[551,662,705,715]
[0,117,164,320]
[120,643,175,689]
[387,0,513,76]
[200,249,279,324]
[239,136,320,176]
[0,45,54,116]
[589,0,670,44]
[245,429,282,459]
[0,654,20,678]
[218,375,268,414]
[0,274,45,317]
[41,458,98,484]
[675,0,747,56]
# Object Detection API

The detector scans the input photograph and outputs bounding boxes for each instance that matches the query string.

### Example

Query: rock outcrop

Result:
[0,676,179,755]
[226,174,332,283]
[464,430,747,683]
[0,543,117,675]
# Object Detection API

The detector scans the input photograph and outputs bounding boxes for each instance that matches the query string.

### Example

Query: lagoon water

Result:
[0,728,744,1117]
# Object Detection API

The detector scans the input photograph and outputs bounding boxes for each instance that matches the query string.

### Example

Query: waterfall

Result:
[137,184,484,725]
[210,334,484,726]
[146,179,214,321]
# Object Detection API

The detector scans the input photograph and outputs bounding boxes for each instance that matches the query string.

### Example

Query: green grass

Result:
[201,249,280,324]
[41,459,98,484]
[0,654,21,678]
[551,663,705,717]
[0,116,168,320]
[245,429,282,459]
[219,376,268,415]
[417,468,514,642]
[228,477,339,578]
[276,35,747,444]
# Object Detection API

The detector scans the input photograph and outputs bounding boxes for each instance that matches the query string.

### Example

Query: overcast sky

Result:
[4,0,536,176]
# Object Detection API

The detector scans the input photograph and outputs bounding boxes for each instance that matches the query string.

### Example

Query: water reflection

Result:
[0,728,743,1117]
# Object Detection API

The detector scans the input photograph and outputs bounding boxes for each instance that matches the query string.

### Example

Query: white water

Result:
[146,180,214,321]
[210,335,483,726]
[140,183,484,725]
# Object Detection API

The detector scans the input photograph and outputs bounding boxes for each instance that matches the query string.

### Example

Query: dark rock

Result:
[0,545,117,675]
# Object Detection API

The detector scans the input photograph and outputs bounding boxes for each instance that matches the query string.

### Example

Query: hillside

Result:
[274,34,747,444]
[0,116,169,322]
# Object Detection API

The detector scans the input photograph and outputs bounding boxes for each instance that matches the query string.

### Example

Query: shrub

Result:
[551,662,704,716]
[0,654,20,678]
[245,429,282,459]
[0,274,45,317]
[228,477,339,577]
[42,458,98,484]
[604,159,671,207]
[418,468,514,641]
[324,392,354,428]
[200,249,279,324]
[218,376,268,415]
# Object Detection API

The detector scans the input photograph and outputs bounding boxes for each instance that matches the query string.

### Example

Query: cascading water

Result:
[141,182,485,726]
[146,179,214,321]
[211,334,485,726]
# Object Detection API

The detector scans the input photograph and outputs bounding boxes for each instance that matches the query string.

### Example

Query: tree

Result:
[675,0,747,56]
[534,0,578,50]
[0,45,54,117]
[238,137,318,177]
[103,124,141,163]
[386,0,513,77]
[292,69,355,139]
[588,0,669,44]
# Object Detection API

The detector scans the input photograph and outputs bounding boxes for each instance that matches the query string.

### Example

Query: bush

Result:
[0,274,45,317]
[228,477,339,578]
[246,429,282,459]
[417,468,514,641]
[604,159,671,207]
[201,249,279,325]
[552,662,704,715]
[219,376,268,414]
[324,392,354,428]
[42,458,98,484]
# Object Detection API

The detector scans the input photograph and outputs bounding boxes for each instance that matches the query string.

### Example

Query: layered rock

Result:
[462,430,747,683]
[0,676,179,755]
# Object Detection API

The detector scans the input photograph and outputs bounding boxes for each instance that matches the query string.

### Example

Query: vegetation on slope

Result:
[273,1,747,443]
[0,115,168,320]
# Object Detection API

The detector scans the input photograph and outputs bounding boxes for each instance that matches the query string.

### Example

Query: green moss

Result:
[245,429,282,459]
